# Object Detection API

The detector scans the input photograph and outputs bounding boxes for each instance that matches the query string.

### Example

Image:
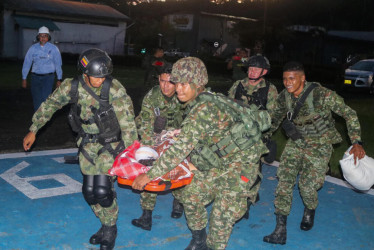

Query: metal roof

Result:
[14,15,60,31]
[2,0,130,23]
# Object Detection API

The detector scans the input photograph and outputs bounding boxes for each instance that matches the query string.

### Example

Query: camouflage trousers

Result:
[79,142,120,226]
[247,161,262,205]
[140,187,184,211]
[275,139,333,215]
[180,161,260,250]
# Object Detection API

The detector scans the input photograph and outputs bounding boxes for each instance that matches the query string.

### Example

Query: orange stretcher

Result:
[117,174,194,192]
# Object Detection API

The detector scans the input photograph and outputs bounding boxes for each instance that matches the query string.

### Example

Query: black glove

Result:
[153,116,167,133]
[281,119,303,141]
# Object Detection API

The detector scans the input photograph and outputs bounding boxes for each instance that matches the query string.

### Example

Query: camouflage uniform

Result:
[30,76,138,225]
[228,78,278,111]
[228,78,278,205]
[268,81,362,215]
[144,57,271,249]
[135,85,184,211]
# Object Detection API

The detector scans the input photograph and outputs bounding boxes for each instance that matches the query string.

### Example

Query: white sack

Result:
[339,146,374,191]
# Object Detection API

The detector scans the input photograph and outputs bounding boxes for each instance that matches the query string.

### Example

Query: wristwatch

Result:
[353,141,363,146]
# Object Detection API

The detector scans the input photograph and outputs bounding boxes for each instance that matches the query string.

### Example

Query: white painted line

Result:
[0,161,82,199]
[265,161,374,196]
[0,148,78,159]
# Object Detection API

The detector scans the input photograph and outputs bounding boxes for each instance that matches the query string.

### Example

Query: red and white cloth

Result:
[109,130,192,181]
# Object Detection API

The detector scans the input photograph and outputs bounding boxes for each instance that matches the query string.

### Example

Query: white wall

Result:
[52,22,127,56]
[1,10,127,59]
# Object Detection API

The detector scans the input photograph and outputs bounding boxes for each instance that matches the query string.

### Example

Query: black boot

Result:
[185,228,208,250]
[171,198,184,219]
[100,225,117,250]
[263,214,287,245]
[300,207,315,231]
[89,225,104,245]
[131,209,152,231]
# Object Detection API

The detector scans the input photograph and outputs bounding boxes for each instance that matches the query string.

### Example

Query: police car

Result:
[343,59,374,94]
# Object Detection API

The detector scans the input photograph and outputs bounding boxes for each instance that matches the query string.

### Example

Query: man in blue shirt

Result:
[22,26,63,111]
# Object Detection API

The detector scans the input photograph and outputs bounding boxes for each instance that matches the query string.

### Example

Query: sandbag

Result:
[339,146,374,191]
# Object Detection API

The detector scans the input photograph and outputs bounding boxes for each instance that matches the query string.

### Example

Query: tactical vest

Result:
[285,83,335,137]
[68,76,124,164]
[151,87,183,130]
[234,81,270,110]
[188,92,271,171]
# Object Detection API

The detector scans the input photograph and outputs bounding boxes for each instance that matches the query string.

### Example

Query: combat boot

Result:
[263,214,287,245]
[300,207,315,231]
[171,198,184,218]
[131,209,152,231]
[185,228,208,250]
[89,225,104,245]
[100,225,117,250]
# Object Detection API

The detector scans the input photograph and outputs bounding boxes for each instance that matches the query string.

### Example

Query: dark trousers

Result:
[30,73,55,111]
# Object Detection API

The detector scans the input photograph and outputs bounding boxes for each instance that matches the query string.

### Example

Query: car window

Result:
[350,61,374,71]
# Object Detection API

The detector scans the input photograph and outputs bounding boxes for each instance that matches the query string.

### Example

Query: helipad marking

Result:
[0,160,81,199]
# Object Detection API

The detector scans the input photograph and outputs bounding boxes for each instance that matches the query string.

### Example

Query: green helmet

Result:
[170,57,208,87]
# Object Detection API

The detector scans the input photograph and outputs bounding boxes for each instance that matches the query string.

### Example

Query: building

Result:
[164,11,257,57]
[0,0,131,59]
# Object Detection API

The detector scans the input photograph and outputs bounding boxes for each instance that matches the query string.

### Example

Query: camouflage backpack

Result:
[190,91,271,170]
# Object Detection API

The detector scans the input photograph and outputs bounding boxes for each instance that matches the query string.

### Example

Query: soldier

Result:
[263,61,366,245]
[227,48,249,82]
[23,48,137,250]
[142,47,167,88]
[132,57,271,249]
[132,63,185,231]
[228,55,278,219]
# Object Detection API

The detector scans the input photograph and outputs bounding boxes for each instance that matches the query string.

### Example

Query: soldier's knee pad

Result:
[93,175,114,208]
[82,175,96,205]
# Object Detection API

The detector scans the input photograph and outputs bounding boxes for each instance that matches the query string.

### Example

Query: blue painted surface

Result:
[0,150,373,249]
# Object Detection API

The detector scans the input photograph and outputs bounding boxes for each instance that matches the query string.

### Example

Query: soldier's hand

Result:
[22,79,27,89]
[132,173,151,190]
[349,143,366,165]
[23,131,36,151]
[56,80,62,88]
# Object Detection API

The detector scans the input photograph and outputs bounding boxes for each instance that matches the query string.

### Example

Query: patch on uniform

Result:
[80,56,89,68]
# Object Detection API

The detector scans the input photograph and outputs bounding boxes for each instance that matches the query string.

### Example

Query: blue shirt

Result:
[22,42,63,80]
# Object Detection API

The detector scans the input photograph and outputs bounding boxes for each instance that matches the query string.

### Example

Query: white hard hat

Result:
[38,26,50,34]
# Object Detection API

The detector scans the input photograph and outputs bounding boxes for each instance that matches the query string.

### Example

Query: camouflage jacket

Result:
[268,81,362,144]
[136,86,184,145]
[228,78,278,111]
[30,76,138,147]
[146,91,269,180]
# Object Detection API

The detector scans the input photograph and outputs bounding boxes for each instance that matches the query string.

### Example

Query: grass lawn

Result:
[1,60,372,179]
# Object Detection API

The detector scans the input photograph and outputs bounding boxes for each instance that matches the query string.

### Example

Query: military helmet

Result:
[246,55,270,70]
[170,57,208,87]
[78,48,113,77]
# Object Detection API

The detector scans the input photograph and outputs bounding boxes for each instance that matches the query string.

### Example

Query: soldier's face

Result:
[248,67,267,84]
[84,74,105,88]
[238,50,247,58]
[175,82,196,102]
[159,73,175,97]
[283,71,306,97]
